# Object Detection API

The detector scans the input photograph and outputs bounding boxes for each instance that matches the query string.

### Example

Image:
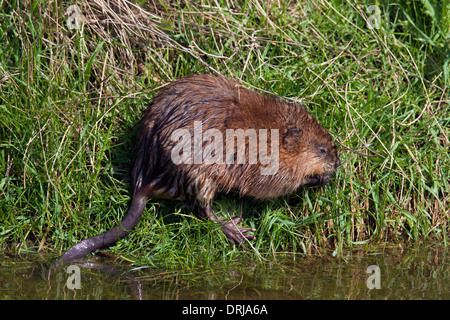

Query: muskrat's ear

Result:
[283,127,303,148]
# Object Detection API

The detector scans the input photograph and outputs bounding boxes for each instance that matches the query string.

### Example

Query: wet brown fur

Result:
[133,74,339,203]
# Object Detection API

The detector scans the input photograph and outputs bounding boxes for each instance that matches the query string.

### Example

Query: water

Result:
[0,244,448,300]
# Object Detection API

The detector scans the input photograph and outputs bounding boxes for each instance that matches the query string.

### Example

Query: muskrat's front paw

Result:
[221,217,256,244]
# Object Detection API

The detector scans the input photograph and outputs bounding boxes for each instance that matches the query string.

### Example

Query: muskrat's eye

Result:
[319,146,328,155]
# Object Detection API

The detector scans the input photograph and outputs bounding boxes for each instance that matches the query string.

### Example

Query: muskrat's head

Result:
[283,114,340,187]
[305,128,340,186]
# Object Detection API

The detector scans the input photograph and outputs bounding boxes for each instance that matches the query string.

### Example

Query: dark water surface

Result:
[0,244,448,300]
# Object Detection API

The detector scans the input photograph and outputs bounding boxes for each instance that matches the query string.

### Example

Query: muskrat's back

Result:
[59,74,340,263]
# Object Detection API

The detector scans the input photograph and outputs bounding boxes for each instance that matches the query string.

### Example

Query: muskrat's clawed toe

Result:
[221,217,256,244]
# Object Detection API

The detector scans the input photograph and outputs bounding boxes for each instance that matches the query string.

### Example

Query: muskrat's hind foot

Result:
[220,217,256,244]
[198,207,255,244]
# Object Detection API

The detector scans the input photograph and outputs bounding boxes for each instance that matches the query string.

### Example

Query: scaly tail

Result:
[59,194,148,263]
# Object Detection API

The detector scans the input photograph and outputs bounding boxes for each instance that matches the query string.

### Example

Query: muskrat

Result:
[60,74,340,263]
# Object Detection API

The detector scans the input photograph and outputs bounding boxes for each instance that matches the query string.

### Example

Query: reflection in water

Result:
[0,245,448,299]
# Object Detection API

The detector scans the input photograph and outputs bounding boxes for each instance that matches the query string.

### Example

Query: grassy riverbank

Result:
[0,0,448,267]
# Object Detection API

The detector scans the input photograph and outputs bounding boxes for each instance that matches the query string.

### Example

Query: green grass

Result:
[0,0,448,268]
